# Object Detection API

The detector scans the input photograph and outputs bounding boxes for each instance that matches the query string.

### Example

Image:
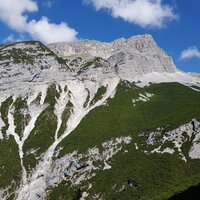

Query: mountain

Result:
[0,35,200,200]
[48,34,176,80]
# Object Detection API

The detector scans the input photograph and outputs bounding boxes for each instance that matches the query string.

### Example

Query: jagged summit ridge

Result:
[0,34,199,93]
[48,34,177,80]
[48,34,162,58]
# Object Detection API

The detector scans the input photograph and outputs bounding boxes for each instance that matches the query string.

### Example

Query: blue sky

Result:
[0,0,200,73]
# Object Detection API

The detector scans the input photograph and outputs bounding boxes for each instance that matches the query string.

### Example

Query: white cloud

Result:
[3,34,25,43]
[3,35,16,43]
[28,17,78,43]
[0,0,78,43]
[0,0,37,31]
[180,46,200,60]
[84,0,178,28]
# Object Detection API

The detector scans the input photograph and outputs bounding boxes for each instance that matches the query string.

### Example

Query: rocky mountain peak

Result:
[113,34,158,52]
[0,34,199,93]
[48,34,160,58]
[48,34,177,81]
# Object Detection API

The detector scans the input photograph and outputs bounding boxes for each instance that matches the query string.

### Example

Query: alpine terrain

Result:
[0,34,200,200]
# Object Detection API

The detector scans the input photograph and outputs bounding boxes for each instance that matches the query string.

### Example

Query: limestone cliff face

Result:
[48,34,177,80]
[0,34,198,92]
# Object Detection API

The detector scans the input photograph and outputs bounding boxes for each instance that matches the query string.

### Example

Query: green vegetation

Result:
[23,84,59,169]
[44,84,60,107]
[0,41,47,65]
[0,97,22,190]
[1,82,200,199]
[31,92,42,105]
[90,86,107,106]
[57,101,73,138]
[84,89,90,108]
[23,106,57,169]
[0,138,21,190]
[50,82,200,200]
[69,57,82,67]
[0,96,13,136]
[79,57,109,74]
[13,97,30,138]
[0,40,70,70]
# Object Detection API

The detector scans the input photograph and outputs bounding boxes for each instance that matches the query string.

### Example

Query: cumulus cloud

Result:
[0,0,77,43]
[84,0,178,28]
[0,0,37,31]
[28,17,78,43]
[180,46,200,60]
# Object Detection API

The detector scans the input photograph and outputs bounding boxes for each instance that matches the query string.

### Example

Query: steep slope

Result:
[0,35,200,200]
[48,82,200,200]
[48,34,200,85]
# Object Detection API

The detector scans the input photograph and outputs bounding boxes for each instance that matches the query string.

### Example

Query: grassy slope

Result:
[0,138,21,190]
[23,84,59,169]
[0,97,22,192]
[49,82,200,200]
[1,82,200,199]
[58,82,200,154]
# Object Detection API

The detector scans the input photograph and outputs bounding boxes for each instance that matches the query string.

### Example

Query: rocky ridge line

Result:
[48,34,177,80]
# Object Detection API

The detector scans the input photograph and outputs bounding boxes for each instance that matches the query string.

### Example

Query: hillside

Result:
[0,35,200,200]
